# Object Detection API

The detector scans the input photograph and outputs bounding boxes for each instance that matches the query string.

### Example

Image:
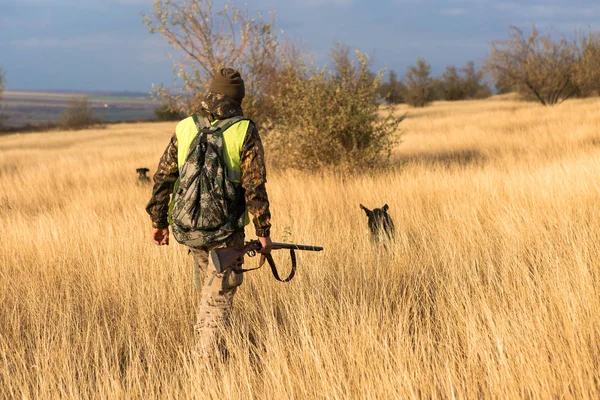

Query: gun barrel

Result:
[272,242,324,252]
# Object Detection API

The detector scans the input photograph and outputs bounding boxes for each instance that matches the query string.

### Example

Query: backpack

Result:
[170,114,248,248]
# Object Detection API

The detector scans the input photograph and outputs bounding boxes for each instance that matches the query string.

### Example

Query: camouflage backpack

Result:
[170,114,248,248]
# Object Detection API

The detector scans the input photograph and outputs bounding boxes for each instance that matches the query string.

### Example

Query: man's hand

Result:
[258,236,273,253]
[152,228,170,246]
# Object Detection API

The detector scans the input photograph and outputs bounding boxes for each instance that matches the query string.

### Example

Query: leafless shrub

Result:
[485,25,600,106]
[143,0,279,121]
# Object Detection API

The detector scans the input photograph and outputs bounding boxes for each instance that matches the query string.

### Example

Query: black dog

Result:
[136,168,151,185]
[360,204,395,240]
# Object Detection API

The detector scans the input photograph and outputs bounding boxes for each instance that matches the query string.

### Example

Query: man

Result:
[145,68,272,357]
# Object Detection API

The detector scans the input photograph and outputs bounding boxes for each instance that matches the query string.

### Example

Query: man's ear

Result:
[360,204,372,216]
[382,204,389,212]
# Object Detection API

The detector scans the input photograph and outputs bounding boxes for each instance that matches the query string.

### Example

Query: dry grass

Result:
[1,98,600,398]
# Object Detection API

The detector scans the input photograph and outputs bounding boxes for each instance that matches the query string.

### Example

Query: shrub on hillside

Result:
[266,44,404,171]
[60,97,96,130]
[439,61,491,101]
[378,70,405,104]
[403,58,437,107]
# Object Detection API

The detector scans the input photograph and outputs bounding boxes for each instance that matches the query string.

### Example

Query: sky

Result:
[1,0,599,92]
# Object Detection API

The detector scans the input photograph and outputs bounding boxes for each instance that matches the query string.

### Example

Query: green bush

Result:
[403,58,436,108]
[266,44,404,171]
[378,70,405,104]
[439,62,491,101]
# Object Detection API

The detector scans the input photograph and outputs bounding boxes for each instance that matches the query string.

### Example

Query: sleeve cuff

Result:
[152,221,169,229]
[255,227,270,238]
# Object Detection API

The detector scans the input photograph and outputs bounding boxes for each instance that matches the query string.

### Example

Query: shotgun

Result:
[209,240,324,282]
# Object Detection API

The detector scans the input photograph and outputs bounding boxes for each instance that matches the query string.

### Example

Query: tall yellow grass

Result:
[1,97,599,398]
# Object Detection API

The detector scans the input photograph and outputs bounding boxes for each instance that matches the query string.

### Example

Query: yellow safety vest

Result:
[168,116,251,225]
[175,116,250,180]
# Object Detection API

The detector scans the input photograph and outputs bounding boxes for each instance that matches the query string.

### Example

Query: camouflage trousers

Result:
[191,230,245,358]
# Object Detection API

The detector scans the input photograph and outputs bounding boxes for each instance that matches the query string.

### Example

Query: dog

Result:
[136,168,151,185]
[360,204,395,241]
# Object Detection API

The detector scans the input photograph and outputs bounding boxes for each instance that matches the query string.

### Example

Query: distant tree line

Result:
[381,25,600,108]
[378,59,491,107]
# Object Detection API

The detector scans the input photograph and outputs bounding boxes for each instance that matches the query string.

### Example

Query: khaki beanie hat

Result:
[209,68,245,103]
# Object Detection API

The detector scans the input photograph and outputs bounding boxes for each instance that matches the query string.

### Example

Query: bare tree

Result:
[403,58,436,107]
[485,25,581,106]
[143,0,279,120]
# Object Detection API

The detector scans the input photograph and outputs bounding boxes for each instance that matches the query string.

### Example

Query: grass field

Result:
[1,97,599,398]
[1,91,158,127]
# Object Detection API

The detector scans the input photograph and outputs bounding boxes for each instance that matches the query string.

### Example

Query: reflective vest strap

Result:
[174,116,250,174]
[175,117,199,167]
[222,119,250,183]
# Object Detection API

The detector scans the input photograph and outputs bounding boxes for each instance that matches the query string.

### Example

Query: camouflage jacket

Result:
[145,93,271,237]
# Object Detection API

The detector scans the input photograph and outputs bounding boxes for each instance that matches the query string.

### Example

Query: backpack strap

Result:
[190,114,251,182]
[211,115,250,134]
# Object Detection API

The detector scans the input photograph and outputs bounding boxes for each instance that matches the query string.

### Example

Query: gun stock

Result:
[210,241,261,274]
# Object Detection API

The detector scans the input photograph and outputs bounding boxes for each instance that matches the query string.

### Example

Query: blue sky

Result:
[1,0,598,92]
